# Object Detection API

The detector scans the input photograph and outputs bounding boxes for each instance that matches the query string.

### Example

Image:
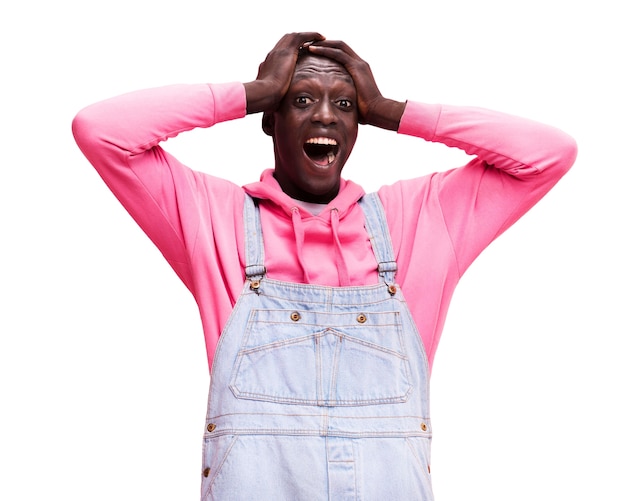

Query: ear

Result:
[262,112,275,136]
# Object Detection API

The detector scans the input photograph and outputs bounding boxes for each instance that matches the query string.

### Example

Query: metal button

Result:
[207,423,216,432]
[203,467,211,477]
[388,284,397,295]
[421,422,428,432]
[290,311,301,322]
[356,313,367,324]
[250,280,260,290]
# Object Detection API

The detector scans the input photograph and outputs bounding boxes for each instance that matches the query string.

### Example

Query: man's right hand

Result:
[244,32,325,115]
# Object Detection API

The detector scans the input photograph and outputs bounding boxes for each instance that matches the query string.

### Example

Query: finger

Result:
[275,32,326,52]
[295,32,326,44]
[309,39,357,55]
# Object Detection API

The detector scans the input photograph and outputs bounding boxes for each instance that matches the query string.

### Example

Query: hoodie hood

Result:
[243,169,368,286]
[244,169,365,219]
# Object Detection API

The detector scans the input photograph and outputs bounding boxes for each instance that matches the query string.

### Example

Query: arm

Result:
[382,100,578,277]
[71,83,247,288]
[401,101,577,273]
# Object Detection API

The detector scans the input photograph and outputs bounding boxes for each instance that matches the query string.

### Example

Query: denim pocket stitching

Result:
[230,309,413,406]
[201,434,239,500]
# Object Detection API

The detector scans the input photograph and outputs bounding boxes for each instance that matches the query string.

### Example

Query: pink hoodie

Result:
[72,82,577,371]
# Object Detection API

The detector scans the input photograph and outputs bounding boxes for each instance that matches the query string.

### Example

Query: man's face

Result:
[267,54,359,203]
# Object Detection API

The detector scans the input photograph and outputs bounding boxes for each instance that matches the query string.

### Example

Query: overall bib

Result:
[201,194,434,500]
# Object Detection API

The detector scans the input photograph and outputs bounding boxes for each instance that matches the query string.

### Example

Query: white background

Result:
[1,0,624,499]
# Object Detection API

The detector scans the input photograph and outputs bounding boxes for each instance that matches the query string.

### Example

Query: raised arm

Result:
[72,83,246,171]
[71,82,248,289]
[386,99,578,276]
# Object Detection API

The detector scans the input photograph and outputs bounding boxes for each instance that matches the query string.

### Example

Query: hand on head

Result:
[244,32,325,115]
[305,39,384,126]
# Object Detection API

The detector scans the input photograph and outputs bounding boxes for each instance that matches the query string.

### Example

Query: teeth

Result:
[306,137,337,145]
[304,137,337,166]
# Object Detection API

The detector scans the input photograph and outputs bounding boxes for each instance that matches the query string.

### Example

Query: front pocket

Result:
[201,434,238,500]
[405,436,434,499]
[229,309,413,406]
[204,435,328,501]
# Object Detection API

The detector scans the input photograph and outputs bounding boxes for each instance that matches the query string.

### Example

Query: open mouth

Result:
[303,137,339,167]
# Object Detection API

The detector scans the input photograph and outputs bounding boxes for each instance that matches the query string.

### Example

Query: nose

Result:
[311,99,337,126]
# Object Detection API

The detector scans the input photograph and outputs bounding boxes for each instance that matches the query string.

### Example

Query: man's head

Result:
[262,52,359,203]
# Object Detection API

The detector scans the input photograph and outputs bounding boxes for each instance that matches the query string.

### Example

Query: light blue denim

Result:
[201,194,434,500]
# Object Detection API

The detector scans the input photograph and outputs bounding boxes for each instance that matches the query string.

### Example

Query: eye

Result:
[336,99,353,109]
[295,96,314,106]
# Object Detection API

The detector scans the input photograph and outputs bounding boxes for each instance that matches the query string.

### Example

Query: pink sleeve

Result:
[397,100,578,274]
[71,83,247,291]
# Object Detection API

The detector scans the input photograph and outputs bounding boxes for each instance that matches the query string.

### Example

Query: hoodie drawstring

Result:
[290,206,351,287]
[291,207,312,283]
[331,208,351,287]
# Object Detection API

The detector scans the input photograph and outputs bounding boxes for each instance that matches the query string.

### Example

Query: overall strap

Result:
[243,194,266,282]
[359,193,398,288]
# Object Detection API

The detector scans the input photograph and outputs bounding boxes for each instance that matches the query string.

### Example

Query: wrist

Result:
[365,98,407,131]
[244,80,280,115]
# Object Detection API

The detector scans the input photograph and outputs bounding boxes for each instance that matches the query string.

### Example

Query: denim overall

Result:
[201,194,434,500]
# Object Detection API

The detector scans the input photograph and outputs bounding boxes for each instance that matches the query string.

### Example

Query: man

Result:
[73,32,577,500]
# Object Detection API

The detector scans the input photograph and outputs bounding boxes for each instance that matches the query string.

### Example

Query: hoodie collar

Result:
[243,169,365,219]
[243,169,366,286]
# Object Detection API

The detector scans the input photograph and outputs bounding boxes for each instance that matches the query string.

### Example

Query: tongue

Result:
[305,143,335,166]
[316,154,330,166]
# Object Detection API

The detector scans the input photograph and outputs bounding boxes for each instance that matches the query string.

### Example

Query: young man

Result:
[73,32,577,500]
